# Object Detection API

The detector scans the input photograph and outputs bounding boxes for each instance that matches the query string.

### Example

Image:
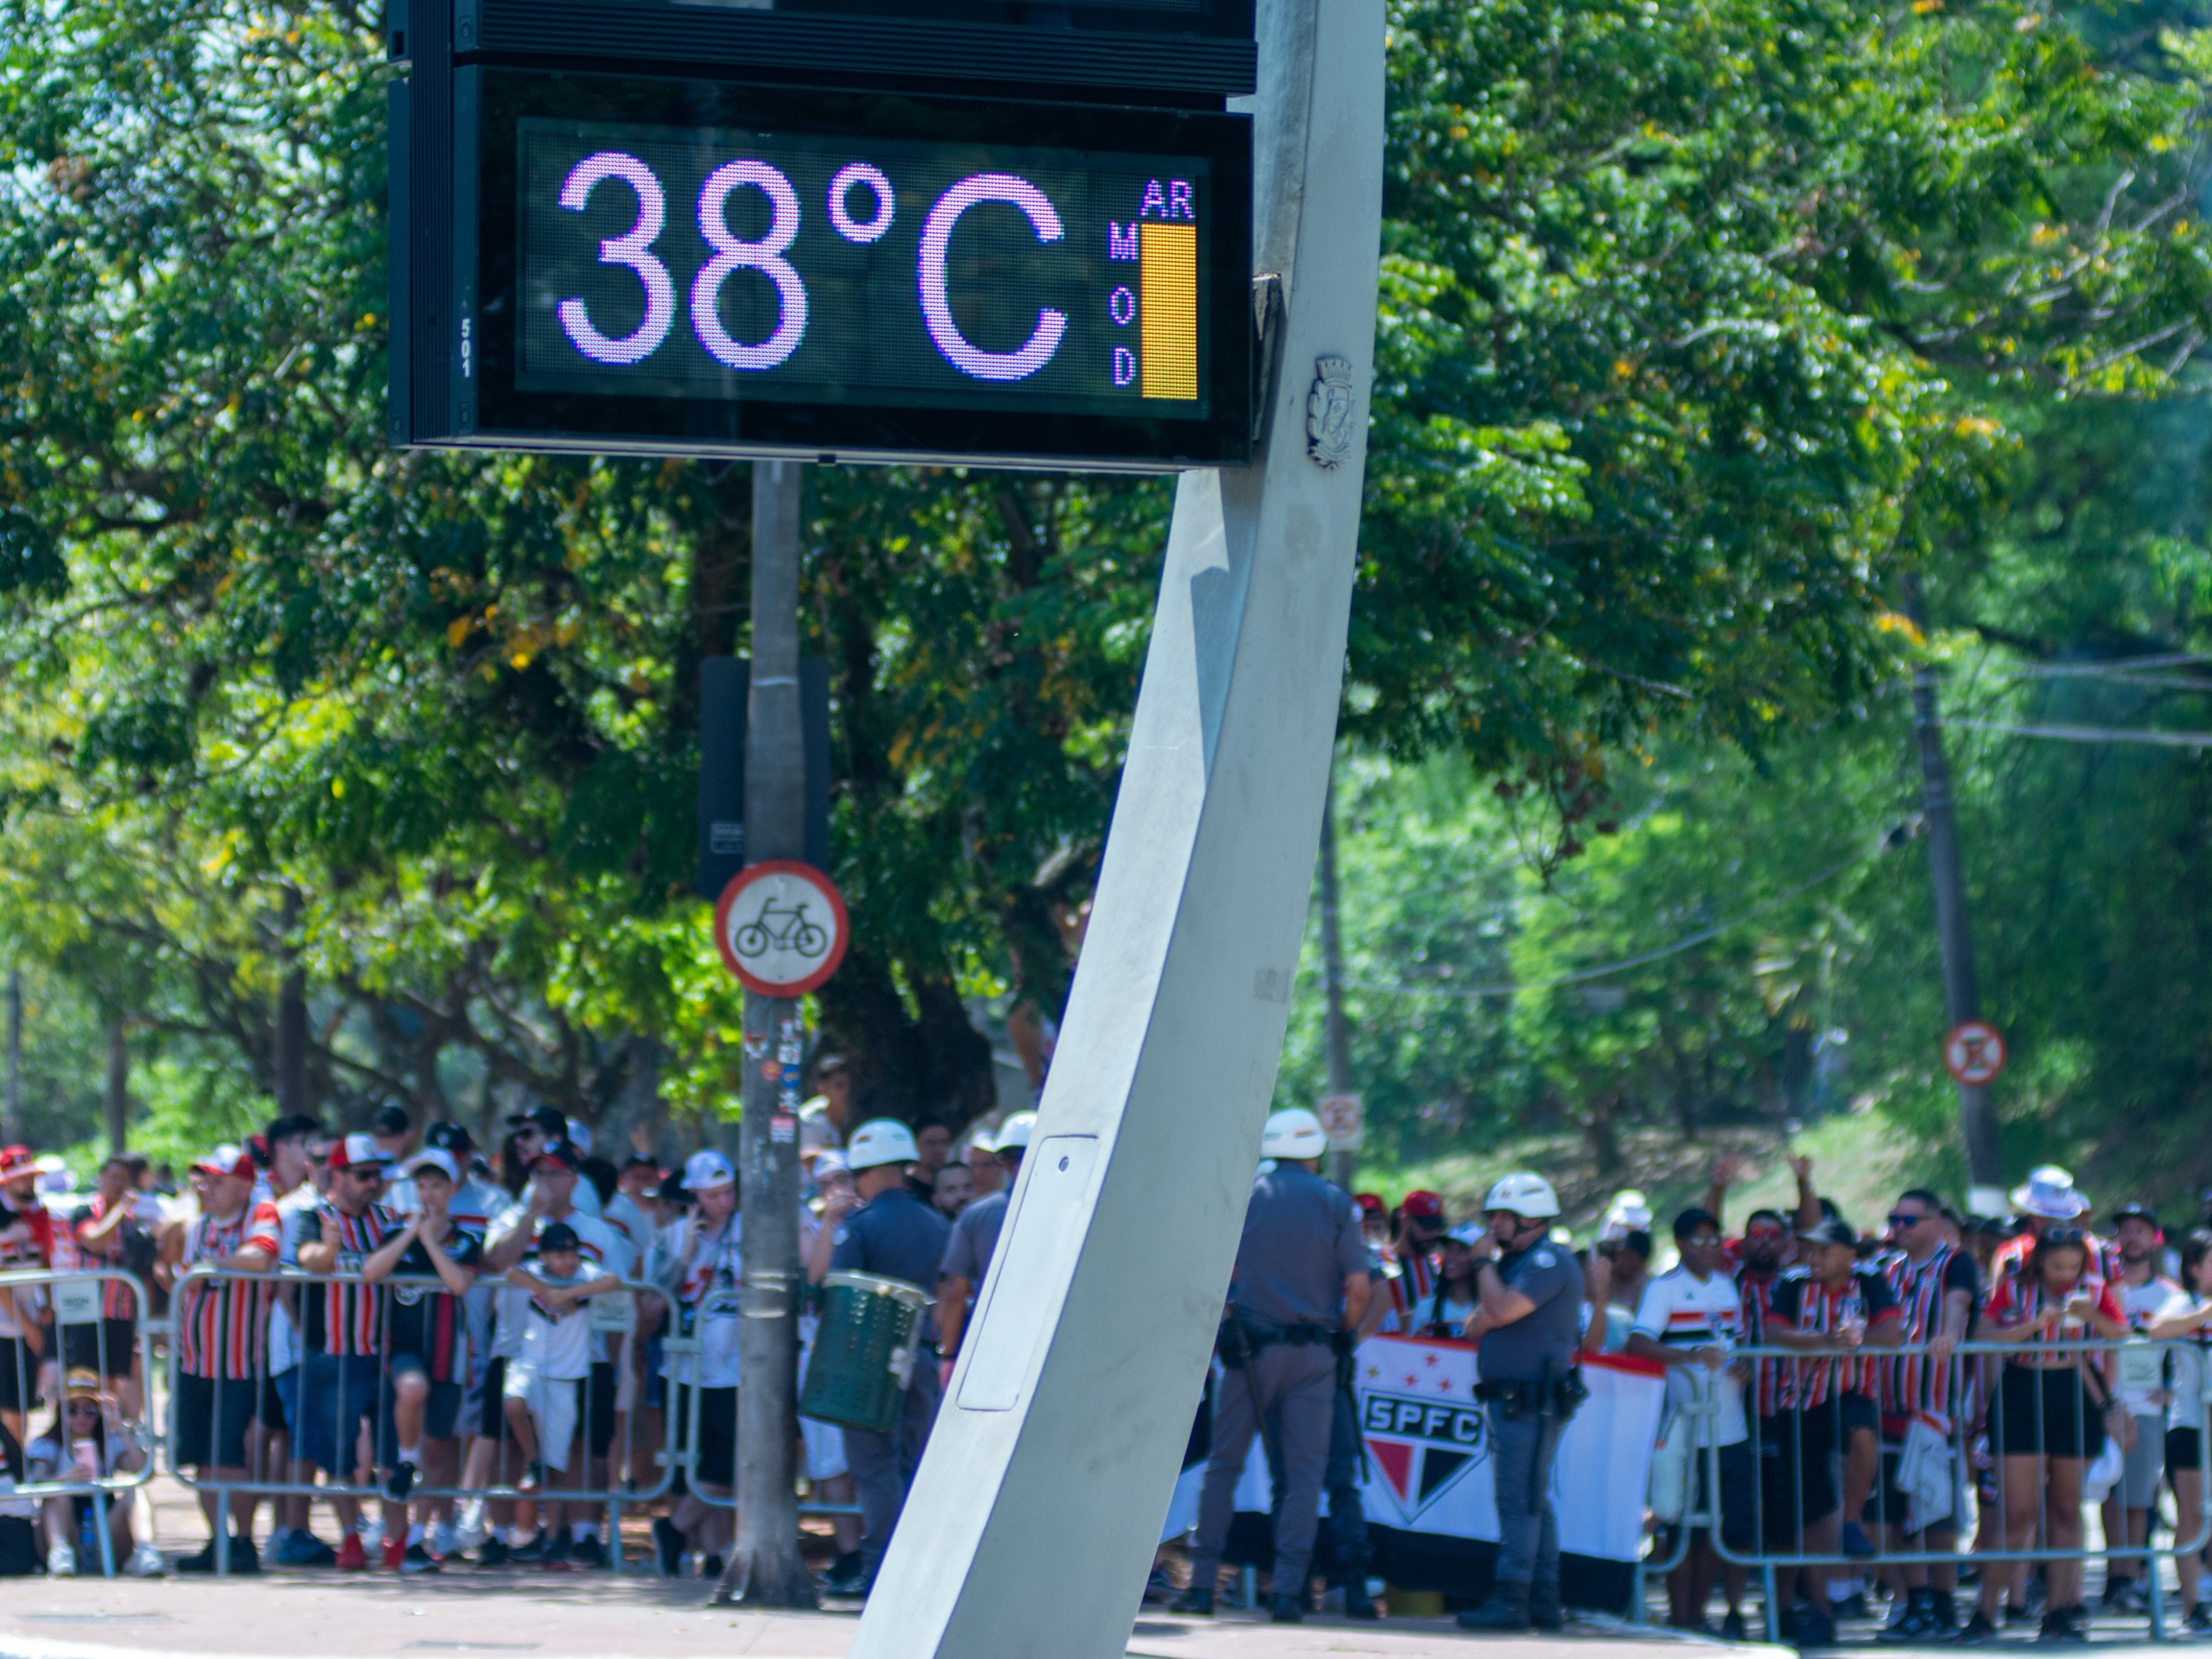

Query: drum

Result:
[798,1272,930,1435]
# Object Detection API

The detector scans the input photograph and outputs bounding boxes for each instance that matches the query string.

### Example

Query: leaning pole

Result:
[847,2,1385,1653]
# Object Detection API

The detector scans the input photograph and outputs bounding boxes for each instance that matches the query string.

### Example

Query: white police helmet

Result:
[993,1111,1037,1152]
[1261,1108,1329,1161]
[1483,1171,1562,1219]
[846,1119,920,1171]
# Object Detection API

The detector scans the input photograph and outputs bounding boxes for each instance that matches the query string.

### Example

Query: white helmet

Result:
[1261,1108,1328,1161]
[1484,1171,1561,1219]
[846,1119,920,1171]
[993,1111,1037,1153]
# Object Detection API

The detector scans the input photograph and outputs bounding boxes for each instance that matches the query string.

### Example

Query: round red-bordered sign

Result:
[1944,1021,2008,1087]
[712,861,849,996]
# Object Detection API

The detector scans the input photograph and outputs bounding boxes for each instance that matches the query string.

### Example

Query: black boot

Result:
[1270,1592,1306,1624]
[1168,1586,1214,1617]
[1457,1582,1532,1632]
[1530,1580,1564,1630]
[1343,1576,1380,1621]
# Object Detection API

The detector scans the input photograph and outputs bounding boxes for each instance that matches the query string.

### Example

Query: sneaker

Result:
[1841,1521,1876,1559]
[2111,1581,2147,1615]
[2038,1607,2089,1644]
[274,1529,338,1567]
[1722,1610,1750,1643]
[402,1543,441,1575]
[125,1543,165,1578]
[2185,1605,2212,1634]
[1795,1609,1837,1649]
[541,1532,573,1572]
[336,1532,366,1571]
[819,1551,868,1598]
[454,1506,487,1552]
[1838,1591,1873,1620]
[47,1543,76,1578]
[652,1517,685,1578]
[174,1540,220,1574]
[431,1521,459,1560]
[571,1533,605,1569]
[384,1459,418,1504]
[475,1536,511,1568]
[227,1535,261,1575]
[1143,1565,1175,1605]
[382,1536,406,1573]
[359,1515,384,1553]
[508,1532,547,1564]
[1954,1610,1998,1646]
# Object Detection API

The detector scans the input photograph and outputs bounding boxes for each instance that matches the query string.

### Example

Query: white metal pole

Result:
[847,3,1385,1652]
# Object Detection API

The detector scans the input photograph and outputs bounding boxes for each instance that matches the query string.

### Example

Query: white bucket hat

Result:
[2011,1164,2091,1220]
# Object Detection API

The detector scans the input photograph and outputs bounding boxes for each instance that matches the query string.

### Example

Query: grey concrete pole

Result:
[1902,574,2004,1208]
[720,459,815,1605]
[1319,775,1358,1191]
[4,967,21,1146]
[276,886,309,1116]
[847,4,1384,1653]
[103,1017,128,1154]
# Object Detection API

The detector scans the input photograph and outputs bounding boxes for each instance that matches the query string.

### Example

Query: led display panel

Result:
[443,71,1253,469]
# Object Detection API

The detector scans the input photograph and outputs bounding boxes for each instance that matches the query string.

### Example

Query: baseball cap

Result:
[2110,1203,2160,1229]
[192,1144,257,1183]
[0,1145,35,1181]
[1445,1221,1486,1247]
[328,1133,392,1174]
[506,1104,567,1138]
[683,1149,736,1192]
[425,1122,476,1156]
[539,1220,581,1254]
[371,1101,412,1138]
[531,1138,582,1172]
[566,1118,594,1156]
[847,1119,920,1171]
[1355,1192,1386,1216]
[1800,1216,1859,1249]
[401,1149,461,1184]
[1400,1189,1444,1222]
[813,1150,850,1178]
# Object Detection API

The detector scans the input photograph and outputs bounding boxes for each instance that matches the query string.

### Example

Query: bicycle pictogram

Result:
[733,896,830,960]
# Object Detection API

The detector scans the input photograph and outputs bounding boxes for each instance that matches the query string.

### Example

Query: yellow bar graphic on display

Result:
[1140,223,1198,401]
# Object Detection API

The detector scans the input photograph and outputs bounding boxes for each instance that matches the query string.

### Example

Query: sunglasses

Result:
[1745,1224,1786,1239]
[2044,1226,2089,1245]
[1887,1211,1930,1228]
[1681,1234,1722,1249]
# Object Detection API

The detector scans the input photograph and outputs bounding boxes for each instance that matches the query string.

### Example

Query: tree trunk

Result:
[1901,574,2004,1200]
[276,886,310,1117]
[4,967,21,1146]
[103,1018,129,1153]
[717,459,816,1609]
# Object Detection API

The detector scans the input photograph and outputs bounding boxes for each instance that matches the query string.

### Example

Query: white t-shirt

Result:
[2160,1290,2212,1432]
[1633,1265,1748,1445]
[518,1267,598,1381]
[659,1215,742,1389]
[2119,1273,2181,1415]
[487,1208,619,1361]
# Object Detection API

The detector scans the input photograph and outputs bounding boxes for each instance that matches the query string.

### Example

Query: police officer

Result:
[827,1119,953,1597]
[1456,1171,1582,1633]
[933,1111,1032,1377]
[1173,1108,1371,1624]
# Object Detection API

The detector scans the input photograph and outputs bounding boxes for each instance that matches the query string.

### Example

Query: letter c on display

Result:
[917,173,1068,383]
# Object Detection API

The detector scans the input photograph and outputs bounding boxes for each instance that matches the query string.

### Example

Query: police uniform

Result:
[1186,1161,1368,1609]
[828,1185,952,1579]
[1475,1237,1582,1607]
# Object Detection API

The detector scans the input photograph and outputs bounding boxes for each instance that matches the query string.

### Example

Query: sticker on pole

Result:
[1316,1092,1365,1152]
[1944,1021,2008,1087]
[713,861,849,997]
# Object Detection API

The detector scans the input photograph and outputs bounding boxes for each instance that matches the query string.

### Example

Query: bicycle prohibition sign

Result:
[713,860,850,996]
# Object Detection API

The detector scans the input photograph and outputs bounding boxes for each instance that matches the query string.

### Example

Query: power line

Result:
[1344,831,1900,1003]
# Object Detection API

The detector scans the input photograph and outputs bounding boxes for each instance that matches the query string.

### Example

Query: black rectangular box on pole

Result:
[697,655,832,899]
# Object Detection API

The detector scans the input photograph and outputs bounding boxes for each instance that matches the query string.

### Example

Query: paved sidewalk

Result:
[0,1579,1788,1659]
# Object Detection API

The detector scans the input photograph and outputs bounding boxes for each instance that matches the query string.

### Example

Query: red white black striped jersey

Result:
[1983,1271,2123,1368]
[299,1202,398,1357]
[1738,1267,1796,1416]
[1386,1244,1438,1321]
[380,1222,484,1383]
[175,1202,282,1379]
[1878,1242,1979,1425]
[1769,1265,1901,1408]
[69,1196,145,1318]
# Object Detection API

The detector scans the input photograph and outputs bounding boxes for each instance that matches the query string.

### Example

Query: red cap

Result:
[1354,1192,1386,1214]
[1399,1189,1444,1221]
[0,1145,35,1180]
[328,1133,394,1174]
[191,1144,257,1183]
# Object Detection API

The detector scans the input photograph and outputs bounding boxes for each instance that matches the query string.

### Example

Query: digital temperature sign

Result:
[408,71,1253,470]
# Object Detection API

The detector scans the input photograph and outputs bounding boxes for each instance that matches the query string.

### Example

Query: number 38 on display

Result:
[555,151,1072,384]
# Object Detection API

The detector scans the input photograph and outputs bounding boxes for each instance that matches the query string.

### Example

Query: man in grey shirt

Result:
[934,1112,1033,1374]
[1174,1110,1370,1625]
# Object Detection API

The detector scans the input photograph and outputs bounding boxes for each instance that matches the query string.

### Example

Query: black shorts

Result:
[1790,1393,1876,1524]
[257,1371,291,1434]
[482,1358,512,1443]
[672,1383,737,1489]
[1755,1413,1809,1546]
[1995,1365,2105,1461]
[59,1318,136,1379]
[379,1369,464,1459]
[173,1373,257,1469]
[2169,1428,2203,1487]
[0,1335,38,1412]
[577,1362,617,1459]
[1674,1438,1758,1552]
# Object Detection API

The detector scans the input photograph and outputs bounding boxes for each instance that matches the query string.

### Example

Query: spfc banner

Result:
[1353,1335,1665,1564]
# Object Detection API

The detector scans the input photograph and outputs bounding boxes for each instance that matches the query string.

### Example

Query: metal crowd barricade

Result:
[1626,1379,1708,1624]
[1695,1337,2212,1643]
[0,1265,161,1578]
[167,1262,680,1576]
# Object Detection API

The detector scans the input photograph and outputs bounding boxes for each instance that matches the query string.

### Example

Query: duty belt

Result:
[1216,1315,1332,1368]
[1473,1372,1590,1417]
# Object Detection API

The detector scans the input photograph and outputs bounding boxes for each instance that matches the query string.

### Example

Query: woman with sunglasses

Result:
[1961,1227,2126,1644]
[24,1369,159,1576]
[2148,1229,2212,1632]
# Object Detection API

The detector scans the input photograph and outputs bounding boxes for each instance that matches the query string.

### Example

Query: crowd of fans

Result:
[3,1089,2210,1642]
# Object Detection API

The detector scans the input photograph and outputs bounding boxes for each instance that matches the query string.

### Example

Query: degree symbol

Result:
[829,163,895,245]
